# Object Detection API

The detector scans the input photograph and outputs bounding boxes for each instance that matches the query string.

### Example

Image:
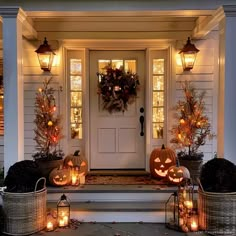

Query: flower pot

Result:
[179,159,203,184]
[36,159,63,181]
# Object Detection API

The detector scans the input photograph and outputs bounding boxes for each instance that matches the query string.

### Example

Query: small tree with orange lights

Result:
[33,77,64,160]
[170,81,213,160]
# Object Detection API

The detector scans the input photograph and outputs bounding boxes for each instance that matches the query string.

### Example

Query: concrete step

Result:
[46,184,177,223]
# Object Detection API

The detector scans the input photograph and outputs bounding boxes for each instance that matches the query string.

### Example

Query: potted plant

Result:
[32,77,64,178]
[170,81,214,182]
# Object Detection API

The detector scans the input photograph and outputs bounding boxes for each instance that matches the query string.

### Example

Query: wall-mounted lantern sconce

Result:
[35,37,55,72]
[179,37,199,71]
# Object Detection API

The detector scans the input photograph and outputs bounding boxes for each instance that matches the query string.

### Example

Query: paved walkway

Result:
[32,223,207,236]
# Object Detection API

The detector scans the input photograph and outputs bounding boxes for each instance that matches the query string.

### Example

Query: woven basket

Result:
[1,177,47,235]
[198,188,236,235]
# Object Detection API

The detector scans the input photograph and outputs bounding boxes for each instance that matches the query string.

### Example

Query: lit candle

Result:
[46,221,54,231]
[59,219,65,227]
[63,216,69,226]
[184,200,193,209]
[80,175,85,185]
[71,175,77,185]
[191,220,198,232]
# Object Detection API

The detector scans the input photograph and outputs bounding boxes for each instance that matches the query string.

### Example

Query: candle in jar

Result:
[46,221,54,231]
[191,221,198,232]
[80,175,85,185]
[63,216,69,226]
[59,219,65,227]
[71,175,77,185]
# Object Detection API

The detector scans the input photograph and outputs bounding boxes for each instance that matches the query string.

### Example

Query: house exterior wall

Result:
[20,32,219,165]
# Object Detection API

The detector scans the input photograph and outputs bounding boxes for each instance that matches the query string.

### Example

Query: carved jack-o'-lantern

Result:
[49,166,71,186]
[150,144,176,178]
[167,165,190,184]
[64,150,88,176]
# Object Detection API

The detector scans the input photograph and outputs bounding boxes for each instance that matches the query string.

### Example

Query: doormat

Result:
[85,175,168,185]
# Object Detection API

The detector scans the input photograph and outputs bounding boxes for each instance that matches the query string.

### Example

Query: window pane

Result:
[71,76,82,91]
[71,108,82,123]
[153,107,164,123]
[71,92,82,107]
[153,59,164,74]
[70,59,82,74]
[125,60,136,73]
[153,76,164,90]
[71,123,82,139]
[153,91,164,107]
[112,60,123,69]
[98,60,110,73]
[153,123,164,139]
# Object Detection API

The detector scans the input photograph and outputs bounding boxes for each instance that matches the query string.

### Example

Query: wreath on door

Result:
[97,65,140,113]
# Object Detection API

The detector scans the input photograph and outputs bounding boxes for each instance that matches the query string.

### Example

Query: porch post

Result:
[0,7,26,174]
[218,6,236,163]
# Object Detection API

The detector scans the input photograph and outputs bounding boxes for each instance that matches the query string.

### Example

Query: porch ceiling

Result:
[26,10,214,41]
[0,8,219,41]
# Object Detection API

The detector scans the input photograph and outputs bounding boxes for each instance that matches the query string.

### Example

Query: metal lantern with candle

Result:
[165,179,194,232]
[35,37,55,72]
[165,191,180,231]
[57,194,70,227]
[179,37,199,71]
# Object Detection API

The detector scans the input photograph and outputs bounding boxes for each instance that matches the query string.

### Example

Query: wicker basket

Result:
[1,177,47,235]
[198,188,236,235]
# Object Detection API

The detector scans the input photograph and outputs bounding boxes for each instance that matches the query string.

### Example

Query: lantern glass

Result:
[35,37,55,72]
[179,37,199,71]
[37,52,54,71]
[57,194,70,227]
[165,191,179,230]
[165,179,194,232]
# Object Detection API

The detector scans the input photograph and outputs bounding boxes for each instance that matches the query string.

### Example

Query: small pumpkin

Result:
[167,160,190,184]
[64,150,88,176]
[150,144,176,178]
[49,166,71,186]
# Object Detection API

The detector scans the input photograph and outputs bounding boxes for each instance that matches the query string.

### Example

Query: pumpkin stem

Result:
[161,144,165,150]
[73,150,80,156]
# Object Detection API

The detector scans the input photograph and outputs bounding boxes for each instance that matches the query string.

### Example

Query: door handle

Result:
[139,115,144,136]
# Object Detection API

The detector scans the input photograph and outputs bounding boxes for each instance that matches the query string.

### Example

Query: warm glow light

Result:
[191,220,198,232]
[176,53,182,66]
[184,200,193,209]
[46,221,54,231]
[80,174,85,185]
[179,37,199,71]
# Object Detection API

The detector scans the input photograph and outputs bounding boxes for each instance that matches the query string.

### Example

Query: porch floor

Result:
[31,222,208,236]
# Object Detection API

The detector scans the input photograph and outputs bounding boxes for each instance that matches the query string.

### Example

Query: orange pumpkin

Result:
[64,150,88,176]
[150,144,176,178]
[167,165,190,184]
[49,166,71,186]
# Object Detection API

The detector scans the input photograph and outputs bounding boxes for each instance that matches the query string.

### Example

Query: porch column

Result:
[218,6,236,164]
[0,7,26,174]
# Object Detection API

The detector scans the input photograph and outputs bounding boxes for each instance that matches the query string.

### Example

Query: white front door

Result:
[90,50,145,169]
